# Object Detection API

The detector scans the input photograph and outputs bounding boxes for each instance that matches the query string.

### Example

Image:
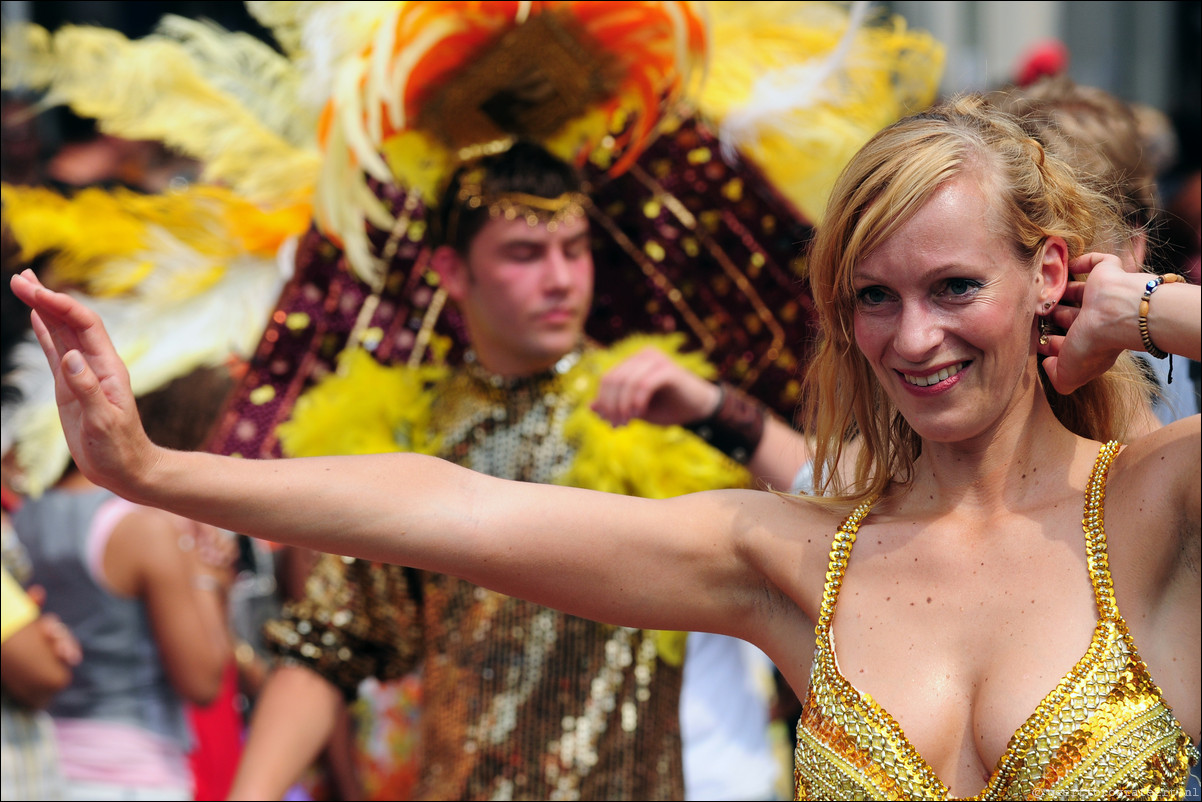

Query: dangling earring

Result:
[1038,317,1052,346]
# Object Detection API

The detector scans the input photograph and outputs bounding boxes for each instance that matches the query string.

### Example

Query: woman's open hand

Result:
[9,270,162,499]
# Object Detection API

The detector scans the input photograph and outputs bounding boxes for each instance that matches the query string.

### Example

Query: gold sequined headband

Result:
[455,165,589,231]
[442,160,590,249]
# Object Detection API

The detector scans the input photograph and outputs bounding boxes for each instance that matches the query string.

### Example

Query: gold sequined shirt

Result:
[794,441,1199,801]
[267,343,745,801]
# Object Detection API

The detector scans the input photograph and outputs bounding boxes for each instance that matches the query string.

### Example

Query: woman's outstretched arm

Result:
[9,270,798,638]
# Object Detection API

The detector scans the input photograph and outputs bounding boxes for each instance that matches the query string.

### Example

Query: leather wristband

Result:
[683,382,767,464]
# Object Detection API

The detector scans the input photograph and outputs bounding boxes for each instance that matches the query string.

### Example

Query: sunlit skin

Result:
[852,174,1064,447]
[432,213,593,377]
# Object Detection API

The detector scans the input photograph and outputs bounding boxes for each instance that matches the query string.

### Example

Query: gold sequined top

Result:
[267,342,747,801]
[794,441,1200,801]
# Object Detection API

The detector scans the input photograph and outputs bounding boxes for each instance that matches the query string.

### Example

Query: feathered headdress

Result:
[2,1,944,479]
[311,1,707,281]
[4,2,707,285]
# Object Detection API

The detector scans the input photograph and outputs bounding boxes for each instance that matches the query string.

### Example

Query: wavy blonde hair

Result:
[799,95,1151,505]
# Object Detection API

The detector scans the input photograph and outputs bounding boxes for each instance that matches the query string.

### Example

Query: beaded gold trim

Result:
[806,494,949,798]
[798,440,1198,800]
[1082,440,1122,617]
[455,166,589,231]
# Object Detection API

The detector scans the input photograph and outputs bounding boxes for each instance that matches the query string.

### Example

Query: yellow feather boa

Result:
[276,333,751,666]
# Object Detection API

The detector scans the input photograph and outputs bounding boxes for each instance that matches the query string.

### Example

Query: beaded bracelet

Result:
[1138,273,1184,359]
[1138,273,1185,384]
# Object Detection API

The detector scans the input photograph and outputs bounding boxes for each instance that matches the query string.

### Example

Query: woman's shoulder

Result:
[1112,413,1200,486]
[104,506,198,585]
[109,504,190,540]
[1090,418,1197,515]
[692,484,848,522]
[698,487,847,579]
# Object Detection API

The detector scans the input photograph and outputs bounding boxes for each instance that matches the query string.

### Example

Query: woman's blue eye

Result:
[857,286,891,305]
[944,278,981,297]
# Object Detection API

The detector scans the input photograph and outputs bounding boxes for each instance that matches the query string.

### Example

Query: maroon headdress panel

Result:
[206,115,819,460]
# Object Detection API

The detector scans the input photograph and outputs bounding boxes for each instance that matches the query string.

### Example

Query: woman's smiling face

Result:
[851,173,1049,444]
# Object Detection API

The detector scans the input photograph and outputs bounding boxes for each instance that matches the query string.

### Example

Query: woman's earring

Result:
[1038,317,1052,346]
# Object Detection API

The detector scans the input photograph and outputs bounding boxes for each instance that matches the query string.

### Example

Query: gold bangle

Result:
[1137,273,1184,359]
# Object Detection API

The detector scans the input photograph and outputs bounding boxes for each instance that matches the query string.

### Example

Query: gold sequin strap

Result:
[1081,440,1123,620]
[814,498,877,644]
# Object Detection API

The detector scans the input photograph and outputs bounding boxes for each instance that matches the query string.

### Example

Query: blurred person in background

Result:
[10,364,237,802]
[2,230,82,801]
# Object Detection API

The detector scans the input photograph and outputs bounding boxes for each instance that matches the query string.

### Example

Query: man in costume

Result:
[228,138,780,801]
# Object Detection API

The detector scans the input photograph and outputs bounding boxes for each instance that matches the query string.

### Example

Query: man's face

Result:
[442,213,593,376]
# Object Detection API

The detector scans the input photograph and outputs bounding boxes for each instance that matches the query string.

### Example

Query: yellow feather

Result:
[2,183,308,298]
[154,15,319,149]
[274,334,741,667]
[277,348,447,459]
[244,0,314,58]
[698,1,944,223]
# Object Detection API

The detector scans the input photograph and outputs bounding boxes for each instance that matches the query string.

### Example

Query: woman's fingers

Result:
[1067,251,1120,278]
[1047,303,1079,333]
[1058,280,1087,306]
[26,291,97,408]
[59,347,105,406]
[15,272,83,360]
[16,271,130,396]
[29,309,62,373]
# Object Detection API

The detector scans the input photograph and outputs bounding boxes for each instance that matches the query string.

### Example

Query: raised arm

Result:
[591,346,812,490]
[1065,257,1202,737]
[1047,254,1202,611]
[9,270,801,641]
[1041,253,1202,394]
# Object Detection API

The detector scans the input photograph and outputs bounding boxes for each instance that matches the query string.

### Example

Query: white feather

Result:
[297,2,397,111]
[155,14,318,148]
[717,0,871,161]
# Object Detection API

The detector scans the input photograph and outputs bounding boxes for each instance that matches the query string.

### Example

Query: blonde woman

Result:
[12,96,1200,799]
